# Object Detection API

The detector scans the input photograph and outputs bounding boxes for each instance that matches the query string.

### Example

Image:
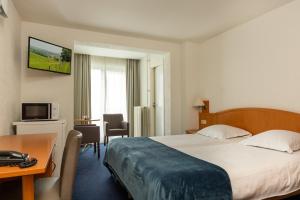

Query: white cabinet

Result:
[12,120,66,177]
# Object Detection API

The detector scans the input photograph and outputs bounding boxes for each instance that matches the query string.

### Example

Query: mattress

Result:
[155,135,300,200]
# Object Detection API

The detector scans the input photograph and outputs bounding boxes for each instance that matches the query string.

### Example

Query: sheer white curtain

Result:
[91,56,127,141]
[105,60,127,117]
[91,56,105,120]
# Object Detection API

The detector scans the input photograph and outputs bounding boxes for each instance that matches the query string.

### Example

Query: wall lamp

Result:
[193,98,209,113]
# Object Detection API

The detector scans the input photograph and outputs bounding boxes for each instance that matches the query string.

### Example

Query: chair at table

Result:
[74,125,100,159]
[35,130,82,200]
[103,114,129,145]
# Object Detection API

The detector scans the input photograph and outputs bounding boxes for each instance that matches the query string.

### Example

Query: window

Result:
[91,56,127,121]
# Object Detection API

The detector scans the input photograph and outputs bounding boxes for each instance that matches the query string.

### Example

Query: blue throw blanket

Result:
[104,137,232,200]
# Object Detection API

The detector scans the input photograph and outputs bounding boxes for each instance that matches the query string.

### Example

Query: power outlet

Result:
[200,120,207,125]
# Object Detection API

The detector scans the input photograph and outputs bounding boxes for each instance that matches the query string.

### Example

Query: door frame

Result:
[149,61,165,136]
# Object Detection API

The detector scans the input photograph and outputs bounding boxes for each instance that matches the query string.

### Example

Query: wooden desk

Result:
[0,133,56,200]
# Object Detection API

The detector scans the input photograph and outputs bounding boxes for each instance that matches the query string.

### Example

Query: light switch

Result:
[201,120,207,124]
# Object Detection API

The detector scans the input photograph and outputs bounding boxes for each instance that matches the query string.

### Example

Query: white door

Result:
[153,65,164,136]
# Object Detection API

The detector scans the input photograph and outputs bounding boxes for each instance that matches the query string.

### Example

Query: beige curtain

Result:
[126,59,140,136]
[74,54,91,120]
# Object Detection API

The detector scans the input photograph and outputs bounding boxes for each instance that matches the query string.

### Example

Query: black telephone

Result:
[0,151,37,168]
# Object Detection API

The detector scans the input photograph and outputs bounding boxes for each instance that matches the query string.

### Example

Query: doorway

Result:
[150,60,164,136]
[74,41,169,138]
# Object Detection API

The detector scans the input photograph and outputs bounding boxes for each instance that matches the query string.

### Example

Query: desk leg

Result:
[22,175,34,200]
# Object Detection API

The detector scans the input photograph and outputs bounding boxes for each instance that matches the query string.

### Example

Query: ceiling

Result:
[74,42,147,59]
[12,0,294,42]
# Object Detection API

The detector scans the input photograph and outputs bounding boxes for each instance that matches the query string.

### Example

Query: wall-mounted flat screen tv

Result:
[28,37,72,74]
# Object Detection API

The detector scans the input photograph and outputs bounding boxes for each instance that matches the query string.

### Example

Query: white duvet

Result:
[152,134,300,200]
[151,133,247,147]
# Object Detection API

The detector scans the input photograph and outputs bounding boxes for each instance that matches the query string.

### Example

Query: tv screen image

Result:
[28,37,72,74]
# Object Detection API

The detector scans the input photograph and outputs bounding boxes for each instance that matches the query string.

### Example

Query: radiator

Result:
[134,106,150,137]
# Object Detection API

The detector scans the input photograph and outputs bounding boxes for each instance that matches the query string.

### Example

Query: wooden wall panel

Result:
[199,108,300,134]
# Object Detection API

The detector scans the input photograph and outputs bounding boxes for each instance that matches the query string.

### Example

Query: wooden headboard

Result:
[199,108,300,135]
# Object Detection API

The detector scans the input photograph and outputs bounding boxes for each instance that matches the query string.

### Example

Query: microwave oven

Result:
[21,103,59,121]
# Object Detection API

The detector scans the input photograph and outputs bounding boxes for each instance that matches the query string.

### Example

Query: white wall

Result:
[21,22,183,134]
[0,1,21,135]
[182,42,203,130]
[183,0,300,130]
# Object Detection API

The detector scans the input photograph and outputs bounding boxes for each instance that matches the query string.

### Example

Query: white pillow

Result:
[240,130,300,153]
[196,124,251,139]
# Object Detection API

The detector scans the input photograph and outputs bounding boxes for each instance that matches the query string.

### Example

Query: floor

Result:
[73,144,128,200]
[0,144,128,200]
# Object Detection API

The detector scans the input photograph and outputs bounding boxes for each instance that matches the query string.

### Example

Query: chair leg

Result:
[106,136,109,145]
[94,142,96,153]
[97,142,100,159]
[122,135,124,138]
[104,136,106,146]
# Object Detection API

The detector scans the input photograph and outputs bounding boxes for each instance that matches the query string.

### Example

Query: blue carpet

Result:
[73,144,128,200]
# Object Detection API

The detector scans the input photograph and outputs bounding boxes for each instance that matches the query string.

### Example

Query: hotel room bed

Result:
[104,108,300,200]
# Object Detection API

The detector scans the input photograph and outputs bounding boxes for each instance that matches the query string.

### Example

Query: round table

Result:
[74,118,100,125]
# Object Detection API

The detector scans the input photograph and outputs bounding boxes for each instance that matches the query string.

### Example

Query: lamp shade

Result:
[193,98,205,107]
[0,0,8,18]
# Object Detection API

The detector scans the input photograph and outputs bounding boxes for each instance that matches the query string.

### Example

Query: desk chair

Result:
[74,125,100,159]
[35,130,82,200]
[103,114,129,145]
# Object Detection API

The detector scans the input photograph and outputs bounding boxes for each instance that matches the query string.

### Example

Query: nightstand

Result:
[185,129,198,134]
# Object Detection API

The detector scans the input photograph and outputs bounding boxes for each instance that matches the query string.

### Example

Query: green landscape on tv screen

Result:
[28,37,72,74]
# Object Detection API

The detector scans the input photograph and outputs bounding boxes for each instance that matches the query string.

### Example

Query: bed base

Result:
[264,189,300,200]
[107,162,300,200]
[106,164,133,199]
